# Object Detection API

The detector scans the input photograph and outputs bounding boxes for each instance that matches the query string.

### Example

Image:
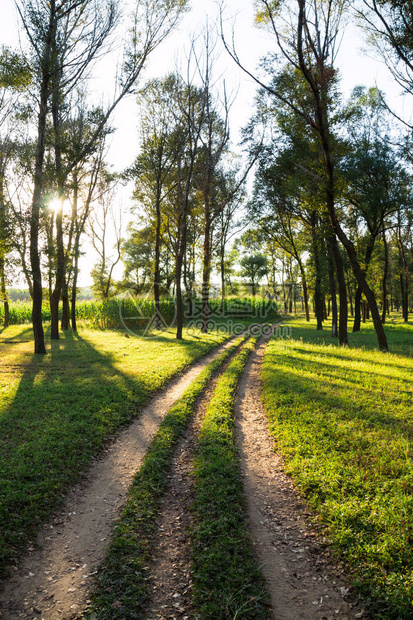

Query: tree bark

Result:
[154,179,162,329]
[0,257,9,328]
[353,287,362,332]
[329,233,348,344]
[50,75,65,340]
[201,216,212,333]
[297,258,310,321]
[381,228,389,324]
[327,237,338,338]
[311,214,323,330]
[30,2,56,354]
[61,277,70,330]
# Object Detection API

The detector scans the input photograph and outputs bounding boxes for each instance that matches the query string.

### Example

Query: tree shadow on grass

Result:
[0,326,34,343]
[0,327,221,578]
[265,348,413,441]
[281,346,413,385]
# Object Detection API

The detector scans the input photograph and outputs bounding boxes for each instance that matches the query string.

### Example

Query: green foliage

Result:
[0,47,31,91]
[192,338,271,619]
[0,324,226,575]
[263,317,413,618]
[86,336,244,619]
[240,253,269,295]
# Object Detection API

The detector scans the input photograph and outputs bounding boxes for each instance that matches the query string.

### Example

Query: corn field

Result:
[0,297,278,328]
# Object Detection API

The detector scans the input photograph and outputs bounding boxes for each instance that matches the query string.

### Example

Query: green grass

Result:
[192,338,271,620]
[0,324,228,576]
[85,335,247,619]
[263,316,413,618]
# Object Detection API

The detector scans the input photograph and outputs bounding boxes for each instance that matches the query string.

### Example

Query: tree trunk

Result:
[71,270,78,333]
[0,257,9,328]
[347,279,354,317]
[220,242,226,302]
[201,217,212,333]
[61,277,70,330]
[50,84,65,340]
[311,215,323,330]
[176,249,184,340]
[381,228,389,324]
[327,237,338,338]
[329,233,348,344]
[154,182,162,329]
[298,260,310,322]
[399,247,409,323]
[353,287,362,332]
[30,7,55,355]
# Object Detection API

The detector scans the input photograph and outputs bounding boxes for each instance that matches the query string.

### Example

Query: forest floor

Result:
[0,317,412,619]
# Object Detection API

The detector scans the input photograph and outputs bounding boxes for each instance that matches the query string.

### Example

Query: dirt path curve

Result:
[0,338,235,620]
[234,338,366,620]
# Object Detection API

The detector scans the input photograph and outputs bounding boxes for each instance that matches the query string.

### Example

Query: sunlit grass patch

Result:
[263,317,413,618]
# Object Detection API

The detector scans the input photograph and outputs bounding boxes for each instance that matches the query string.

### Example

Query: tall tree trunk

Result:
[329,233,348,344]
[311,214,323,330]
[347,278,354,317]
[50,83,65,340]
[327,237,338,338]
[201,215,212,333]
[220,241,226,302]
[297,259,310,321]
[71,263,78,333]
[353,287,362,332]
[30,5,55,355]
[0,257,9,328]
[61,277,70,330]
[176,242,185,340]
[381,228,389,324]
[154,182,162,329]
[398,232,409,323]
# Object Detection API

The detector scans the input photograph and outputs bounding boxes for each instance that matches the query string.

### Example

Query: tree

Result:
[359,0,413,107]
[17,0,189,353]
[223,0,390,350]
[89,172,122,300]
[240,253,269,296]
[120,225,154,296]
[340,86,409,329]
[130,74,183,326]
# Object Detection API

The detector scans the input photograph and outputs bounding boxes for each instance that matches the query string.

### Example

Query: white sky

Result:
[0,0,407,287]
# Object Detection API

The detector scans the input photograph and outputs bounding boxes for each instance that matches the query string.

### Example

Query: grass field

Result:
[0,324,228,575]
[263,316,413,618]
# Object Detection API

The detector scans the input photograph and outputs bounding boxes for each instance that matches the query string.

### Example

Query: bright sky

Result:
[0,0,406,287]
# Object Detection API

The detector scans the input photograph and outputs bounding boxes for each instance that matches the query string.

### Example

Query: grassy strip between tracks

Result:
[84,335,247,619]
[263,317,413,619]
[191,337,271,620]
